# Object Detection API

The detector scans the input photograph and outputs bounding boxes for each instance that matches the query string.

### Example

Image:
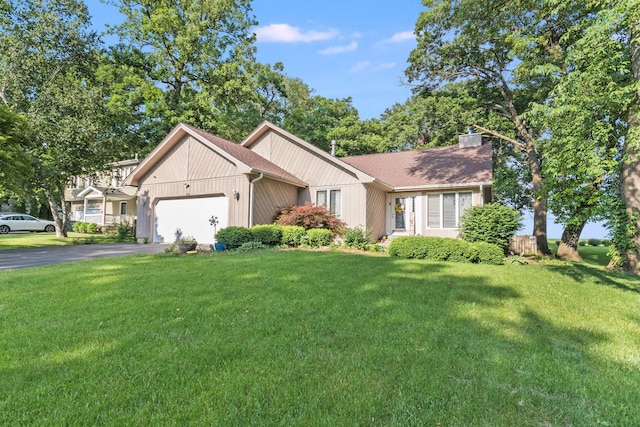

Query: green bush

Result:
[474,242,505,265]
[215,226,253,249]
[72,222,84,233]
[72,221,99,234]
[306,228,332,247]
[579,240,587,246]
[388,236,503,265]
[343,227,373,250]
[281,225,306,247]
[250,224,283,246]
[460,203,522,253]
[587,238,601,246]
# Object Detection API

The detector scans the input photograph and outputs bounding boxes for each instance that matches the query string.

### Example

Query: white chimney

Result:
[330,140,337,156]
[458,132,482,148]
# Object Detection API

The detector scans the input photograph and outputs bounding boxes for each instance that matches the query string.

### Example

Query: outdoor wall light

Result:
[233,190,240,200]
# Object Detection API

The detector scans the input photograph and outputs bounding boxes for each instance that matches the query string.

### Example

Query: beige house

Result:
[65,158,140,227]
[124,122,493,244]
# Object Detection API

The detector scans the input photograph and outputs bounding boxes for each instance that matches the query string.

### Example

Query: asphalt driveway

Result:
[0,243,168,270]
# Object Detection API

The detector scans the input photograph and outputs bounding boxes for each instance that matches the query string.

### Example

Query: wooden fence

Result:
[509,235,538,255]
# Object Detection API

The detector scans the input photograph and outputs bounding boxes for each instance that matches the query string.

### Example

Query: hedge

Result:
[215,226,254,249]
[306,228,332,247]
[388,236,504,265]
[250,224,283,246]
[281,225,306,247]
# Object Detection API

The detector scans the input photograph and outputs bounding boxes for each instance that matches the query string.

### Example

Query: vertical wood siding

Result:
[250,132,361,186]
[253,178,299,225]
[366,186,387,240]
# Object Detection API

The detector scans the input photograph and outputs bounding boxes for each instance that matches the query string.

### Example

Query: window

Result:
[120,202,127,216]
[427,192,474,228]
[316,189,342,217]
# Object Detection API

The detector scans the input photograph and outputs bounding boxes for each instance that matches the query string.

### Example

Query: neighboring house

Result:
[65,158,140,227]
[124,122,492,244]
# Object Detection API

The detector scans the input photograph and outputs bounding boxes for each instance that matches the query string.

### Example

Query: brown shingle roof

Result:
[342,143,492,189]
[183,124,306,186]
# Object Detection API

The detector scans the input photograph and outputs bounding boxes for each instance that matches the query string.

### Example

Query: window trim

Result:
[426,191,473,229]
[315,188,342,218]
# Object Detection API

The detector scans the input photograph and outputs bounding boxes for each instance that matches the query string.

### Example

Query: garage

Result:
[154,196,229,245]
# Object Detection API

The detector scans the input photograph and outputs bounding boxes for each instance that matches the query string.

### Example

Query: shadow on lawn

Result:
[546,262,640,294]
[2,250,638,425]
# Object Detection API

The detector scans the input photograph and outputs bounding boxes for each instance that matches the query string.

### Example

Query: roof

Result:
[125,123,306,187]
[342,142,493,190]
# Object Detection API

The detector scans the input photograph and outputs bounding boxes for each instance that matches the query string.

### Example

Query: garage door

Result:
[154,196,228,244]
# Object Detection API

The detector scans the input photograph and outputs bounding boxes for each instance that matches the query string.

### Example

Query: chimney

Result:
[330,140,337,156]
[458,130,482,148]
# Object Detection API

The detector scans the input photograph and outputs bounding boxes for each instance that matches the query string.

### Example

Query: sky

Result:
[87,0,423,120]
[86,1,608,238]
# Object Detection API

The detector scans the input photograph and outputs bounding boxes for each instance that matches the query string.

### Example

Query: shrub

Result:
[587,238,601,247]
[474,241,505,265]
[275,203,345,236]
[460,203,522,253]
[72,221,99,234]
[579,240,587,246]
[280,225,306,247]
[250,224,283,246]
[388,236,502,264]
[215,226,253,249]
[306,228,332,247]
[72,221,84,233]
[236,241,267,252]
[343,227,373,250]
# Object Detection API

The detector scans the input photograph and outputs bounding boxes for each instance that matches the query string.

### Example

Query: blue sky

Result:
[88,0,423,120]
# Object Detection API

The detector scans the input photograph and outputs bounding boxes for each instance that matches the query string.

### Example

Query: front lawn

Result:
[0,232,130,250]
[1,250,639,425]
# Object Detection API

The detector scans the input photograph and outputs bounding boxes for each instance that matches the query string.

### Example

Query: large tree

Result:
[0,106,30,194]
[0,0,113,236]
[102,0,258,143]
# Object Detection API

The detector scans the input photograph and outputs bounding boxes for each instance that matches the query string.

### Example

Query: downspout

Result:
[248,172,264,228]
[480,184,485,206]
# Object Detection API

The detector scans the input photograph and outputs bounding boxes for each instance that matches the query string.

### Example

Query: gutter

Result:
[248,172,264,227]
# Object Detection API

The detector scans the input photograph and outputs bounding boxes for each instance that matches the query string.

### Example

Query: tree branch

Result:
[472,124,526,151]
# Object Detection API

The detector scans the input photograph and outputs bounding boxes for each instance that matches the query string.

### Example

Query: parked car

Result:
[0,213,56,233]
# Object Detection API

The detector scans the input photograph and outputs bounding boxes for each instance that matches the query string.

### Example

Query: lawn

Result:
[1,249,639,425]
[0,232,131,250]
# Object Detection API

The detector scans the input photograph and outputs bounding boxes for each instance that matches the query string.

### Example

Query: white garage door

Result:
[154,196,228,244]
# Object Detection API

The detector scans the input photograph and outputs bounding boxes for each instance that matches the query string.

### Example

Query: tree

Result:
[103,0,258,143]
[0,0,113,237]
[0,106,30,194]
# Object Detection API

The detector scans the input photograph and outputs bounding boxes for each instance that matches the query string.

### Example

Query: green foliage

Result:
[342,227,374,250]
[474,241,506,265]
[388,236,503,265]
[306,228,331,248]
[236,241,267,252]
[215,226,253,249]
[280,225,306,247]
[102,222,135,242]
[250,224,283,246]
[460,203,522,252]
[71,221,99,234]
[587,239,601,247]
[275,203,345,235]
[0,106,30,193]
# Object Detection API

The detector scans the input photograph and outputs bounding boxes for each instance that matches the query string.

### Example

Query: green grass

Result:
[0,232,132,250]
[1,250,639,425]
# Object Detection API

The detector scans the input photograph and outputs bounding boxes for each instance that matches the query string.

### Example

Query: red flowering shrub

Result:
[275,203,346,236]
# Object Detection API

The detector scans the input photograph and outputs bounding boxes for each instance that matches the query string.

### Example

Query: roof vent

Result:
[459,132,482,148]
[330,140,337,156]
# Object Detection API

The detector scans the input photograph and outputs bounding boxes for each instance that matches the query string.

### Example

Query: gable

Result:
[245,126,372,187]
[140,136,238,184]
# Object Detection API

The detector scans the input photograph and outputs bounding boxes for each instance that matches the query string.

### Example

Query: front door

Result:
[394,197,407,230]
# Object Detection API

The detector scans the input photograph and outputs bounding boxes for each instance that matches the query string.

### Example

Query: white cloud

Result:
[350,61,372,73]
[384,31,415,43]
[254,24,339,43]
[319,41,358,55]
[350,61,397,74]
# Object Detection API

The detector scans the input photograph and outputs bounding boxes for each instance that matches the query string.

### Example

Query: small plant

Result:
[236,241,267,252]
[343,227,373,250]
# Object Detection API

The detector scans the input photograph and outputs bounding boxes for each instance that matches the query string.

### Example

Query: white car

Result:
[0,213,56,234]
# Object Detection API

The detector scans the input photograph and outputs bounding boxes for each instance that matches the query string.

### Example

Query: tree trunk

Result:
[43,184,68,238]
[621,20,640,273]
[526,145,552,256]
[556,221,586,262]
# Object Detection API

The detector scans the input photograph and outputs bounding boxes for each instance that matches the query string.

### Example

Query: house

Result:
[124,122,492,244]
[65,158,140,227]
